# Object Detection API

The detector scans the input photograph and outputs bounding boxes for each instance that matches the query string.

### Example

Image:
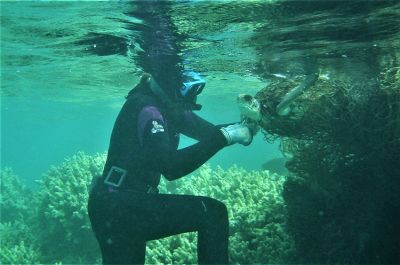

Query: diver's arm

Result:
[158,130,226,180]
[144,121,227,180]
[142,119,252,180]
[141,118,227,180]
[179,111,217,141]
[139,106,251,180]
[180,111,236,141]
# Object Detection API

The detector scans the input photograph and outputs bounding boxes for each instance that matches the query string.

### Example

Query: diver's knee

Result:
[201,197,228,220]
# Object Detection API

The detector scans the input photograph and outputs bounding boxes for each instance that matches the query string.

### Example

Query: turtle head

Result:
[236,94,262,122]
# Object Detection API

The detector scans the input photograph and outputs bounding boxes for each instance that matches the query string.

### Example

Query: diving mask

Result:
[180,71,206,98]
[149,71,206,111]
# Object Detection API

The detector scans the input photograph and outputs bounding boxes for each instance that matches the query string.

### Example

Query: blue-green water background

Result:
[1,1,399,188]
[1,1,283,188]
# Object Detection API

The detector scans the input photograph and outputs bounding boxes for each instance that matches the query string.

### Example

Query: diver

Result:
[88,1,254,263]
[87,70,254,264]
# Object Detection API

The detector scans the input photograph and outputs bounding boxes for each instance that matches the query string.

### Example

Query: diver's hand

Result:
[220,123,253,146]
[241,118,260,137]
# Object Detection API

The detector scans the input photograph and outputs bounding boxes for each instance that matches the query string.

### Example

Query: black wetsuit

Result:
[88,86,229,264]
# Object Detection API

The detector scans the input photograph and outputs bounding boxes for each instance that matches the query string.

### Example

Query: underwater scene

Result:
[1,1,399,264]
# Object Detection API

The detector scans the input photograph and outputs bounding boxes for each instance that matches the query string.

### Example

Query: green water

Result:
[1,1,287,188]
[2,1,398,188]
[1,1,399,264]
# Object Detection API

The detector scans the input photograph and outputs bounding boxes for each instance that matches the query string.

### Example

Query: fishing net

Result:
[255,63,400,263]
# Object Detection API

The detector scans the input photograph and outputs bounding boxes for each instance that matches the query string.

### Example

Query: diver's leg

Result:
[143,194,229,265]
[88,192,147,265]
[196,197,229,265]
[89,191,228,264]
[98,235,146,265]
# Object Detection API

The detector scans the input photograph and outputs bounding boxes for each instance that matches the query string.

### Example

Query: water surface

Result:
[1,1,399,187]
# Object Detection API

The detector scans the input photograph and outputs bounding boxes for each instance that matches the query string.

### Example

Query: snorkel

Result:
[149,75,175,108]
[131,2,206,111]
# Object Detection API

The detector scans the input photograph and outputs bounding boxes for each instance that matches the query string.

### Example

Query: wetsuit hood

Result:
[150,71,205,111]
[145,77,200,114]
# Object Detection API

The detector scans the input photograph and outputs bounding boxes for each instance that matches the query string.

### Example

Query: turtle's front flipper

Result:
[276,72,319,116]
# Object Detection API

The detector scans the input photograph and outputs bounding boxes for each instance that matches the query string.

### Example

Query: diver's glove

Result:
[220,123,253,146]
[241,118,260,137]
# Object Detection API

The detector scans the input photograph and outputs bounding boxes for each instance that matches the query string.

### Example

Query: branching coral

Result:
[0,168,35,223]
[0,240,40,265]
[37,152,105,264]
[0,169,41,264]
[146,232,197,264]
[0,221,40,265]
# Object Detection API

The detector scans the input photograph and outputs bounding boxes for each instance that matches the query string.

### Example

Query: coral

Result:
[36,152,105,264]
[0,221,35,250]
[0,240,40,265]
[146,232,197,264]
[0,221,40,264]
[149,165,294,264]
[0,168,35,223]
[0,170,41,264]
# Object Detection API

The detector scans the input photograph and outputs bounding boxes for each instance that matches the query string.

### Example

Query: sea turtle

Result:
[237,72,319,128]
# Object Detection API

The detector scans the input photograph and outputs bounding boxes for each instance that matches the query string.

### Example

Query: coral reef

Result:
[0,240,40,265]
[0,221,40,265]
[0,168,40,264]
[36,152,105,264]
[146,232,197,264]
[1,153,292,264]
[0,168,35,223]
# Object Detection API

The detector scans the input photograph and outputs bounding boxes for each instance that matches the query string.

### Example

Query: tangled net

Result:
[255,63,400,263]
[257,70,399,160]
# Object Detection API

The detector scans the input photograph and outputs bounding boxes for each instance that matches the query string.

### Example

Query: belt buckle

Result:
[104,166,127,188]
